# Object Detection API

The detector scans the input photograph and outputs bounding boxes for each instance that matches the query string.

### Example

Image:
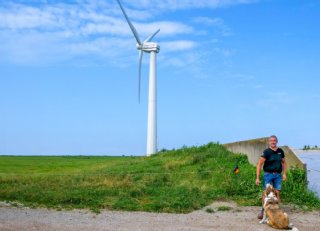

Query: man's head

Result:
[269,135,278,149]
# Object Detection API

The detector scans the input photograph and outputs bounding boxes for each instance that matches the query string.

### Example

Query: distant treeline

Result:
[303,145,320,150]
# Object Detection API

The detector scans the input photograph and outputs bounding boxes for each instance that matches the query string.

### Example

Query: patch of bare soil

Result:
[0,201,319,231]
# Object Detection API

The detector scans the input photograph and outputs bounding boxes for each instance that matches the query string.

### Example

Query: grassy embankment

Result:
[0,143,319,213]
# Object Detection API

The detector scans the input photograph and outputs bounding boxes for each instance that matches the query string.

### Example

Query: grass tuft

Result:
[217,206,232,211]
[205,207,215,213]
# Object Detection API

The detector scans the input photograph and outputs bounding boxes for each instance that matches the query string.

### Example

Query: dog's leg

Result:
[290,224,299,231]
[259,198,268,224]
[259,209,267,224]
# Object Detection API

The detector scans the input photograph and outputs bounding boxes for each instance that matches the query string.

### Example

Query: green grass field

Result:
[1,143,319,213]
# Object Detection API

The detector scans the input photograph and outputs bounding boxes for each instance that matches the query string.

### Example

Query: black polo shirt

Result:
[261,147,285,173]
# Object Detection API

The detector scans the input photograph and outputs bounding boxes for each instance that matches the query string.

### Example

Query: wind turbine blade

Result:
[138,50,143,103]
[116,0,142,45]
[144,29,160,43]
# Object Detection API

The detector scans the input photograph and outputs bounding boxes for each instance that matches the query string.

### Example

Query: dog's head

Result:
[263,184,279,208]
[266,183,276,198]
[265,196,278,206]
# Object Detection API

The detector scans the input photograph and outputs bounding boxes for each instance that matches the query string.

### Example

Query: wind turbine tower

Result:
[116,0,160,156]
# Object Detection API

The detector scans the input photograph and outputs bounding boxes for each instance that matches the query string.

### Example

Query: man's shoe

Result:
[257,209,264,219]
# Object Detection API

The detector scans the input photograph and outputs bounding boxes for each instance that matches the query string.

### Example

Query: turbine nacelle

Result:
[137,42,160,53]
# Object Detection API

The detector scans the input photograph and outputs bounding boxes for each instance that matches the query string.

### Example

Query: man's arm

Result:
[256,157,266,185]
[282,158,287,181]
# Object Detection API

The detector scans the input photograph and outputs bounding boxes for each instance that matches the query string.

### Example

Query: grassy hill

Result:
[0,143,319,213]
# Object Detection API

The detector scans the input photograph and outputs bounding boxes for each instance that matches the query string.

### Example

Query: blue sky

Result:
[1,0,319,155]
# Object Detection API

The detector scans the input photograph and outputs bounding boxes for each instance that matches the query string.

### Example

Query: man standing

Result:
[255,135,287,219]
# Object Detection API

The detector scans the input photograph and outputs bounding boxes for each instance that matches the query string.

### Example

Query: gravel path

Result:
[0,202,319,231]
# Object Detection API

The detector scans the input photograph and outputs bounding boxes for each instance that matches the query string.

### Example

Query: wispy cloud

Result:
[0,1,196,65]
[213,47,235,57]
[0,0,258,66]
[161,40,196,52]
[0,2,191,37]
[257,92,294,108]
[125,0,258,10]
[228,73,263,89]
[193,17,232,36]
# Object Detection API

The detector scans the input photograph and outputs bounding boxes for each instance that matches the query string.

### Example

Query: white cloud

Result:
[193,17,222,26]
[229,74,262,89]
[0,6,56,29]
[80,20,193,38]
[193,17,231,36]
[158,50,210,80]
[0,1,195,65]
[0,2,192,37]
[136,21,193,37]
[0,0,258,66]
[161,40,196,52]
[257,92,293,108]
[213,47,235,57]
[125,0,258,10]
[230,73,255,81]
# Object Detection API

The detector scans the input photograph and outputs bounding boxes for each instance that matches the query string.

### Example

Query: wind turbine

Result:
[116,0,160,156]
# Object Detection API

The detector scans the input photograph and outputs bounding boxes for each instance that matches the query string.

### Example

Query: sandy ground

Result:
[0,201,319,231]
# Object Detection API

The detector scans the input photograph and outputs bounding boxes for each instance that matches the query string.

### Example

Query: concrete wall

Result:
[280,146,306,171]
[224,137,306,171]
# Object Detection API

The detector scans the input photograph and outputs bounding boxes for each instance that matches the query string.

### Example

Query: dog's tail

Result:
[288,223,299,231]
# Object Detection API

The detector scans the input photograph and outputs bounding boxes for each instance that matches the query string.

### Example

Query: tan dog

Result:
[260,184,298,230]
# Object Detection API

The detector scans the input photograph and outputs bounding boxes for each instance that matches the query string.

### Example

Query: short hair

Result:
[269,135,278,142]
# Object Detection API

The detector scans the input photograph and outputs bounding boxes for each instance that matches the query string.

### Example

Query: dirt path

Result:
[0,202,319,231]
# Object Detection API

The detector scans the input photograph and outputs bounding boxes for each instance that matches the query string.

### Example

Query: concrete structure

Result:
[224,137,306,171]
